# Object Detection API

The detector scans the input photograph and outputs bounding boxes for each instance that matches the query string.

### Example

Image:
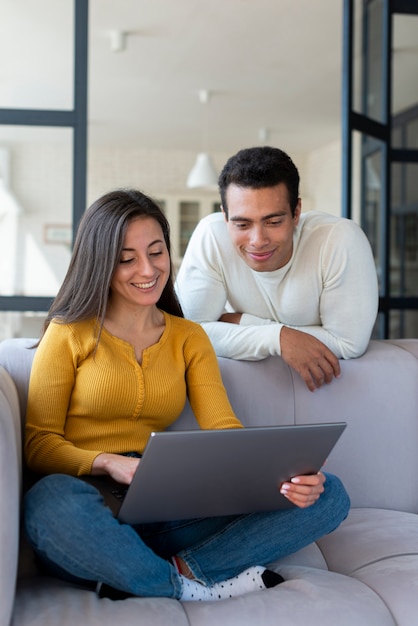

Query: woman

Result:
[24,189,350,602]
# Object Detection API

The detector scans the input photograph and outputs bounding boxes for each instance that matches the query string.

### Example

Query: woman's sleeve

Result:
[183,324,243,430]
[24,323,101,476]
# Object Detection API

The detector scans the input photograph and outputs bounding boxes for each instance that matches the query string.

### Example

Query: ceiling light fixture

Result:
[186,90,218,190]
[258,127,269,143]
[110,30,127,52]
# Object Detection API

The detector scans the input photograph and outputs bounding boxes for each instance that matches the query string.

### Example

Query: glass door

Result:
[343,0,418,338]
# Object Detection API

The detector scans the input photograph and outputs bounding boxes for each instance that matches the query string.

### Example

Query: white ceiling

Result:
[88,1,418,154]
[87,0,344,154]
[2,1,418,158]
[1,0,345,157]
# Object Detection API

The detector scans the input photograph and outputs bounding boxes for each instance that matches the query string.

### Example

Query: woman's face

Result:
[109,216,170,310]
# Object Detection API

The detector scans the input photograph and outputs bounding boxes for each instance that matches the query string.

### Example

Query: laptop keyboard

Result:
[110,486,128,501]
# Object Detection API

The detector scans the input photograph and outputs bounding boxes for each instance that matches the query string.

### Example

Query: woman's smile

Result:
[132,278,158,290]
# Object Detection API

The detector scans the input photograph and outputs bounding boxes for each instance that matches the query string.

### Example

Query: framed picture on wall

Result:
[44,224,72,246]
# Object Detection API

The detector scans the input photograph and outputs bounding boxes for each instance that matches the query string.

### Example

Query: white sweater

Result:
[175,211,379,361]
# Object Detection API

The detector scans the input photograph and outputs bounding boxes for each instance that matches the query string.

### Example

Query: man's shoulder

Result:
[300,210,344,227]
[296,212,371,264]
[196,211,226,232]
[191,211,231,248]
[300,211,363,239]
[201,211,225,224]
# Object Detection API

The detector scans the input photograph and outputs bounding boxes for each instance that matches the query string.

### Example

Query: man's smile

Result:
[244,249,276,261]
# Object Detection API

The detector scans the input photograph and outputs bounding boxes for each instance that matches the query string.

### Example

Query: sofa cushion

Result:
[317,508,418,576]
[13,567,395,626]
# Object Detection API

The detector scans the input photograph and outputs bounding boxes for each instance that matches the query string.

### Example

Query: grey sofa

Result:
[1,337,418,626]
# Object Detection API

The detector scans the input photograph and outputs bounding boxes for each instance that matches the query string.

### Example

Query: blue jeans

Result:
[24,472,350,599]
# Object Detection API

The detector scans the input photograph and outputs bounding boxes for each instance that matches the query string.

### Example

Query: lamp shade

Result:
[186,152,218,189]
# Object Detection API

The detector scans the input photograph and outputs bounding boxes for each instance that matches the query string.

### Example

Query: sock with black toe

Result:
[261,569,285,588]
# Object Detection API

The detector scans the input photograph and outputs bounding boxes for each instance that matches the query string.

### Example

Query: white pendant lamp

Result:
[186,152,218,189]
[186,90,218,190]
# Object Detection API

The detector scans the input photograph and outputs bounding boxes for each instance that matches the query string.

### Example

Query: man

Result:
[175,146,379,392]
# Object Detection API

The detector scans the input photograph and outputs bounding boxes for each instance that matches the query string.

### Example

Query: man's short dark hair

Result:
[218,146,300,218]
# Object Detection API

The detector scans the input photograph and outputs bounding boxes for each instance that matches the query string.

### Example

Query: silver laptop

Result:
[91,423,346,524]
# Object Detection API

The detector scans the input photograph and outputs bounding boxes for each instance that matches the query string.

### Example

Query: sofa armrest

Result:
[0,338,37,421]
[386,338,418,359]
[0,367,22,626]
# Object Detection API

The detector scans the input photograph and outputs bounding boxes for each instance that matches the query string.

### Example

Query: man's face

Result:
[223,183,301,272]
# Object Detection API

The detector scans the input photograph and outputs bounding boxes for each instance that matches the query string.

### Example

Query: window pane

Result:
[0,311,46,342]
[389,310,418,339]
[406,117,418,150]
[353,0,364,116]
[360,136,385,296]
[179,201,199,257]
[393,108,418,150]
[0,0,74,110]
[353,0,385,123]
[392,15,418,120]
[390,162,418,298]
[371,312,383,340]
[0,127,73,299]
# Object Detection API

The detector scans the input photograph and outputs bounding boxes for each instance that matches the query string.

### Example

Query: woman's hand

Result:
[280,471,326,508]
[91,453,140,485]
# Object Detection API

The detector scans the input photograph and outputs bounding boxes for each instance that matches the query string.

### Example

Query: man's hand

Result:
[280,326,340,392]
[280,471,325,508]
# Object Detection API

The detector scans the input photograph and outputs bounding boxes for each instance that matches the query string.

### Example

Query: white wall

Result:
[87,146,230,204]
[2,140,345,289]
[303,141,342,218]
[2,140,344,287]
[0,140,344,338]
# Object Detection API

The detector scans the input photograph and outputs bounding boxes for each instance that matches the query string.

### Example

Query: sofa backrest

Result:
[222,340,418,513]
[1,337,418,513]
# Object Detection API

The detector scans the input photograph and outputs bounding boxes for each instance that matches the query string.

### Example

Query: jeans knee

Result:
[323,472,351,524]
[24,474,89,547]
[26,473,78,509]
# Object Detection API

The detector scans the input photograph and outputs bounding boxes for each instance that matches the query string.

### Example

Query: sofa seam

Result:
[317,545,400,624]
[348,551,418,577]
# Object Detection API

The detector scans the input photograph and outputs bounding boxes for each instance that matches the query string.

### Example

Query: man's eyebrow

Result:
[229,216,252,222]
[229,212,287,222]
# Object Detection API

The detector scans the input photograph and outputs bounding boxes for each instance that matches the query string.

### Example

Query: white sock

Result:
[179,565,276,602]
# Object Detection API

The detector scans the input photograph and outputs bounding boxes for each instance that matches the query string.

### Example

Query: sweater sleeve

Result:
[25,323,103,476]
[182,324,243,430]
[199,321,283,360]
[284,219,379,359]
